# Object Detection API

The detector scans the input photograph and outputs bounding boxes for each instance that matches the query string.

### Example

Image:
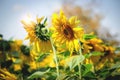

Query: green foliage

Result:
[66,55,85,71]
[90,51,103,56]
[116,47,120,51]
[84,51,103,58]
[1,60,13,68]
[27,69,50,79]
[83,71,96,79]
[96,62,120,79]
[20,45,30,56]
[13,59,22,64]
[59,50,70,57]
[0,34,3,38]
[82,64,93,76]
[110,62,120,69]
[0,40,11,51]
[83,34,96,40]
[12,51,19,58]
[44,18,47,24]
[36,53,49,62]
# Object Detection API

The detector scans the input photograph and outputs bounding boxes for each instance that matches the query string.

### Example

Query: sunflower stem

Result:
[50,38,60,79]
[78,40,83,80]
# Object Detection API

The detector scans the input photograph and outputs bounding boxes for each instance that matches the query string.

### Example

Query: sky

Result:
[0,0,120,41]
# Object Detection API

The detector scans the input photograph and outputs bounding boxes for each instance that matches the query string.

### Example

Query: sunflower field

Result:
[0,10,120,80]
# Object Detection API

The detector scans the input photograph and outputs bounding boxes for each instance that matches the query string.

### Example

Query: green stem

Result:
[78,40,83,80]
[78,63,81,79]
[50,38,59,79]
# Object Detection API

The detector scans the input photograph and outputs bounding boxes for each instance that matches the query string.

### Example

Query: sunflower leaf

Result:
[110,62,120,70]
[83,34,96,40]
[90,51,103,56]
[27,69,50,79]
[44,18,47,24]
[66,55,85,70]
[83,71,96,79]
[14,59,22,64]
[36,53,49,62]
[12,51,19,58]
[116,47,120,51]
[82,64,93,76]
[84,51,103,58]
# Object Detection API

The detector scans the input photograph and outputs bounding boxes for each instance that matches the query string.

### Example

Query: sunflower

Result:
[82,38,104,54]
[13,64,21,71]
[10,40,23,52]
[52,10,84,53]
[21,16,52,53]
[0,68,17,80]
[88,38,104,51]
[103,46,115,62]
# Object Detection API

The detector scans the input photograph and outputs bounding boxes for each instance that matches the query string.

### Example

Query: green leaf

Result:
[116,47,120,51]
[48,30,53,37]
[60,50,70,57]
[100,70,109,78]
[67,55,85,70]
[57,73,67,80]
[0,34,3,38]
[20,45,30,56]
[97,69,110,78]
[84,51,103,58]
[47,75,56,80]
[110,62,120,70]
[36,53,49,62]
[0,40,11,51]
[90,51,103,56]
[27,69,50,79]
[44,18,47,24]
[14,59,22,64]
[84,54,91,58]
[60,43,66,49]
[12,51,19,58]
[96,67,111,78]
[83,34,96,40]
[83,71,96,79]
[82,64,93,76]
[96,63,120,79]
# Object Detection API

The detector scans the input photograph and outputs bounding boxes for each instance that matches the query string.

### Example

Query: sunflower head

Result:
[21,16,50,41]
[21,16,52,53]
[52,10,84,53]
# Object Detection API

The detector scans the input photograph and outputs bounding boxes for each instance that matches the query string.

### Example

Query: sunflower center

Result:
[35,24,50,41]
[63,25,74,39]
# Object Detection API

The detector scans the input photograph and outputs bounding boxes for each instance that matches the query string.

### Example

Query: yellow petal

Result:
[36,16,44,24]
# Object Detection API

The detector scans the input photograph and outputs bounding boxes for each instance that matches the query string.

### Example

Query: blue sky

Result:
[0,0,120,40]
[0,0,61,40]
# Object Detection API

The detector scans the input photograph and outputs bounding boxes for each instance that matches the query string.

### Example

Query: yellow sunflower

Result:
[103,46,115,62]
[21,16,52,53]
[10,40,23,52]
[83,38,104,53]
[0,68,17,80]
[52,10,84,53]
